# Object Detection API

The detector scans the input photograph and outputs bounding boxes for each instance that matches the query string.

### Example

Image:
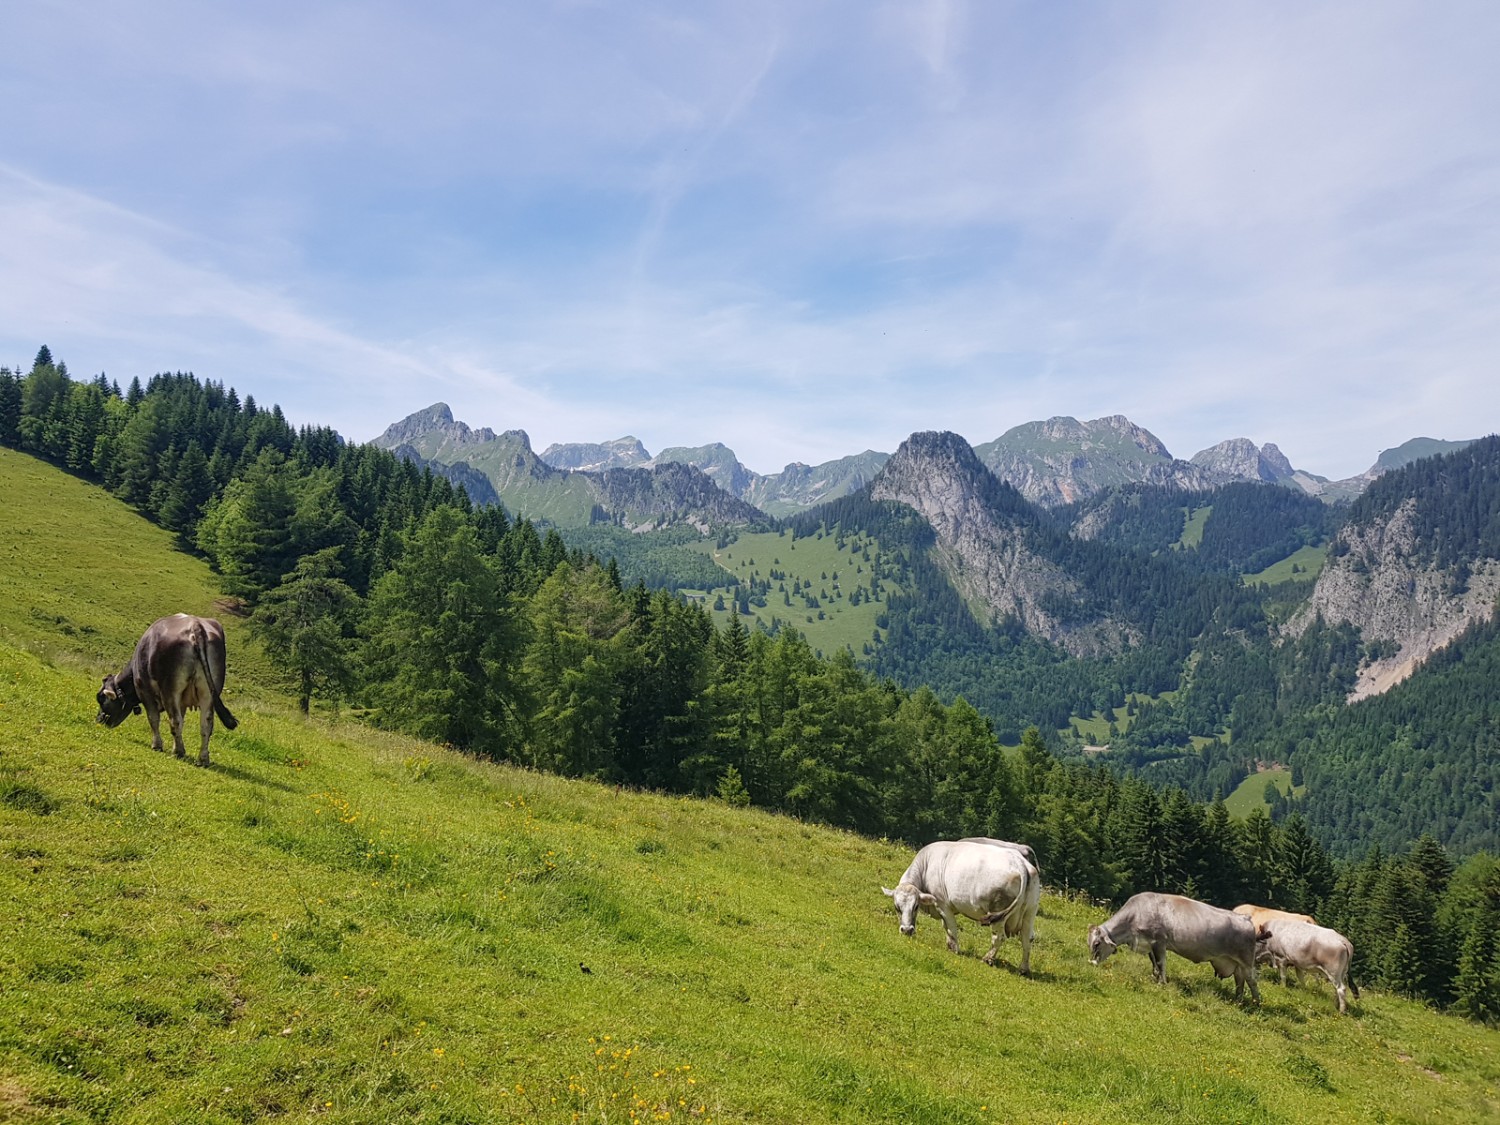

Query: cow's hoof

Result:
[173,750,186,759]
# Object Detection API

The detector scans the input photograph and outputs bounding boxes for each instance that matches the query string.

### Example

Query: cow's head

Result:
[882,882,937,937]
[96,673,141,728]
[1087,924,1119,965]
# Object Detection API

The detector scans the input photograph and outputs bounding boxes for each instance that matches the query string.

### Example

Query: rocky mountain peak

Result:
[1190,438,1295,484]
[539,436,652,472]
[372,402,499,452]
[873,431,1128,657]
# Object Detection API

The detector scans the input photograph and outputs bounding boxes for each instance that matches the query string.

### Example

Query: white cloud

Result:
[3,1,1499,481]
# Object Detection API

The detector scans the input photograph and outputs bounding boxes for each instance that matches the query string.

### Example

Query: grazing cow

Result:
[97,614,238,766]
[1255,919,1359,1013]
[959,837,1040,868]
[881,840,1040,974]
[1088,892,1260,1002]
[1233,905,1318,983]
[1233,904,1316,929]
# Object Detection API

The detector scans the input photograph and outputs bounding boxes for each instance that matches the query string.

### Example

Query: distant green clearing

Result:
[689,527,900,657]
[1244,544,1328,586]
[1225,768,1300,818]
[1176,505,1211,549]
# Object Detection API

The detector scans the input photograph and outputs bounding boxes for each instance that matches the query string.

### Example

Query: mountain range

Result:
[377,403,1475,530]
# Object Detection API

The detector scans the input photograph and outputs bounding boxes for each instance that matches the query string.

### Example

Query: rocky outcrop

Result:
[597,462,767,533]
[872,431,1132,657]
[373,403,497,462]
[1290,498,1500,700]
[651,443,756,498]
[539,437,651,472]
[973,415,1213,506]
[1190,438,1296,484]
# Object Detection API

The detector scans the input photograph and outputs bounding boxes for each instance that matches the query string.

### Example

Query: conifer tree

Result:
[253,548,362,712]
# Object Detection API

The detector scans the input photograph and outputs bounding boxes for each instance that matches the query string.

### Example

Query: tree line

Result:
[3,349,1496,1022]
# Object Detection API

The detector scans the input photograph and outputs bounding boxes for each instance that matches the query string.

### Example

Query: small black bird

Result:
[579,962,592,974]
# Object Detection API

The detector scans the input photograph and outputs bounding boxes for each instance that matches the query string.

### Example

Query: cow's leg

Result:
[982,923,1002,965]
[1017,920,1033,977]
[144,701,165,752]
[1278,957,1288,987]
[940,908,960,954]
[167,706,188,758]
[198,707,214,767]
[1333,976,1347,1014]
[1149,944,1167,983]
[1244,965,1260,1003]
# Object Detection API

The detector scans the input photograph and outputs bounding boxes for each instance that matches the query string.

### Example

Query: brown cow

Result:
[97,614,238,766]
[1255,919,1359,1013]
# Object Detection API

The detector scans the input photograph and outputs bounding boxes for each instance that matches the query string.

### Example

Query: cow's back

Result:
[920,841,1030,914]
[133,615,222,713]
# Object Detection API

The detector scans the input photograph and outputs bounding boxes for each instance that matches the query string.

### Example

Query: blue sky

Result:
[3,1,1499,479]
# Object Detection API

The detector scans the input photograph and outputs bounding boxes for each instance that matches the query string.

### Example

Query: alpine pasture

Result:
[2,447,1497,1123]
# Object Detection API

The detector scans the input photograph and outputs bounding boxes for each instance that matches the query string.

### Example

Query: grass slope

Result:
[1224,769,1299,819]
[2,450,1498,1124]
[687,529,899,657]
[1244,544,1329,586]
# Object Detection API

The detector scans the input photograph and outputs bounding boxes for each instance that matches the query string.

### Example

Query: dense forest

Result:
[2,349,1498,1022]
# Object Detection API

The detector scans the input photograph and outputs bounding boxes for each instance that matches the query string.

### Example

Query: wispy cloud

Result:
[2,1,1498,478]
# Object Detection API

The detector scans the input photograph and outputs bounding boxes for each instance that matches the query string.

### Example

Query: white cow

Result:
[881,840,1040,974]
[1255,919,1359,1013]
[959,837,1040,869]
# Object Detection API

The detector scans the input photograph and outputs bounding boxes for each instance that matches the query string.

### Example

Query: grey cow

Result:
[882,839,1040,974]
[97,614,239,766]
[1088,892,1260,1002]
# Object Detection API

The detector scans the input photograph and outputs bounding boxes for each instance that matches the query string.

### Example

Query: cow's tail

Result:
[979,863,1030,933]
[191,620,239,730]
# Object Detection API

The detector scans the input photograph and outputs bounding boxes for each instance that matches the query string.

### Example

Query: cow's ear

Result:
[918,892,938,907]
[101,685,116,701]
[880,886,895,898]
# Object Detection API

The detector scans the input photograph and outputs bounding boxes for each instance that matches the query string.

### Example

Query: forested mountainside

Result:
[4,350,1500,1021]
[775,431,1500,859]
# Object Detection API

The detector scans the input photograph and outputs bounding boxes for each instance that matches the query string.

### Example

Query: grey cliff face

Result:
[373,403,500,459]
[539,437,652,473]
[1292,499,1500,699]
[650,443,757,498]
[1190,438,1296,484]
[871,432,1132,657]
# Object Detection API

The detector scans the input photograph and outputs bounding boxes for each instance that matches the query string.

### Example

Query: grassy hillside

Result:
[687,528,900,657]
[1244,544,1328,586]
[1224,768,1298,819]
[3,450,1499,1123]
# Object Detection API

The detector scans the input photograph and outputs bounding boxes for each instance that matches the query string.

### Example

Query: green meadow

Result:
[1225,769,1301,820]
[686,528,899,657]
[1245,544,1329,586]
[2,449,1498,1123]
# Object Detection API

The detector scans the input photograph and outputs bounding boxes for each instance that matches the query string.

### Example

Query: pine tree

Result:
[364,506,514,754]
[253,548,362,712]
[1452,910,1500,1023]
